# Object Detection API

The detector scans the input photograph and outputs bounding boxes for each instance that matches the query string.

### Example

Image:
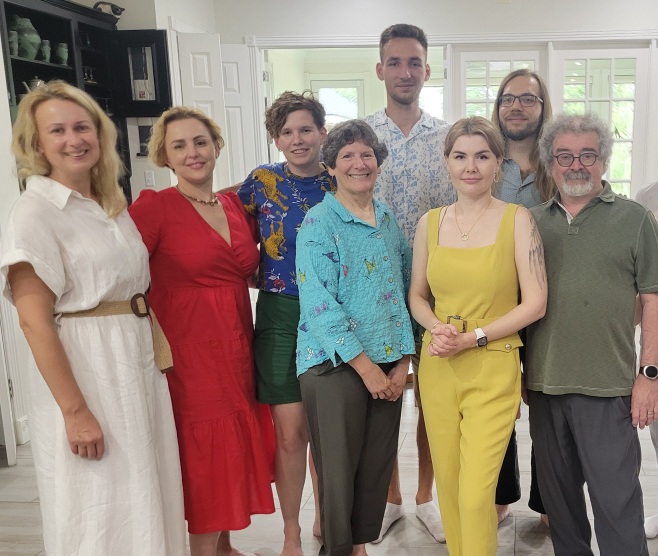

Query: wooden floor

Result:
[2,386,658,555]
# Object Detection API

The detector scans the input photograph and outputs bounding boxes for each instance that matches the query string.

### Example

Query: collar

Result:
[370,108,438,131]
[25,175,77,210]
[323,192,388,226]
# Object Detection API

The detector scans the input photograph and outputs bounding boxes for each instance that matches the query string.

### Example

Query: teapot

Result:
[22,76,45,93]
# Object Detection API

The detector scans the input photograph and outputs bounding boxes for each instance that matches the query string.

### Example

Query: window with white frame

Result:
[460,52,540,119]
[552,49,649,197]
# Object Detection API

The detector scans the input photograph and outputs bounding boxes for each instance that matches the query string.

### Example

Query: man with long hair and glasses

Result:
[491,68,555,526]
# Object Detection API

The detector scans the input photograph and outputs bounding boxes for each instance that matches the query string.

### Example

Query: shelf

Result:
[80,45,108,58]
[83,81,110,91]
[10,55,73,70]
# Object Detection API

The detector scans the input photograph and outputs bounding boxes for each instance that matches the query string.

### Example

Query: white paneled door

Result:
[220,44,261,185]
[177,33,230,189]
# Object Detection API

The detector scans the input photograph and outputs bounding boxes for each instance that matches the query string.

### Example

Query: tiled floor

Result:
[2,386,658,555]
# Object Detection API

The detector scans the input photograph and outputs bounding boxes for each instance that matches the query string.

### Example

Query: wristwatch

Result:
[640,365,658,380]
[474,328,488,348]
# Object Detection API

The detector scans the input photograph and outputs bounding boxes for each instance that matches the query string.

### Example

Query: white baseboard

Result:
[14,415,29,445]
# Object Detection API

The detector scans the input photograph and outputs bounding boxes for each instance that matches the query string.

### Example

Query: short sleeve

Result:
[635,209,658,293]
[1,198,66,303]
[237,172,258,216]
[128,189,163,255]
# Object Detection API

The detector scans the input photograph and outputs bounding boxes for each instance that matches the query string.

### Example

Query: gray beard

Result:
[561,179,594,197]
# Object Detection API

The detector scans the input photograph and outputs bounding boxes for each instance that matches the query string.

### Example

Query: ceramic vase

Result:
[9,16,41,61]
[37,40,51,63]
[8,31,18,56]
[53,42,68,65]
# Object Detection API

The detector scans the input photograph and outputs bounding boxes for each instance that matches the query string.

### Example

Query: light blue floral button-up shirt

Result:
[364,109,455,246]
[295,193,415,376]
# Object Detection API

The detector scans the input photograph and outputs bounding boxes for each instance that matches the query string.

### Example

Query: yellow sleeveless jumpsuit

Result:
[419,203,522,556]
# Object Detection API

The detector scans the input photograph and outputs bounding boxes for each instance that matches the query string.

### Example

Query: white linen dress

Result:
[0,176,186,556]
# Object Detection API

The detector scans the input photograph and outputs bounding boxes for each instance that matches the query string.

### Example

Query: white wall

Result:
[154,0,216,33]
[268,50,306,99]
[215,0,658,44]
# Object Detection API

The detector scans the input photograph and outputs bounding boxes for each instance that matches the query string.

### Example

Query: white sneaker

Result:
[645,513,658,539]
[371,502,405,544]
[416,501,446,543]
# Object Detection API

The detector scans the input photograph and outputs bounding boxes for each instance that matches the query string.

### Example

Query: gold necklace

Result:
[176,185,219,206]
[455,197,493,241]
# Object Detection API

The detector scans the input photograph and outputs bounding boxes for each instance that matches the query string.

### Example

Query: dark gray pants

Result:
[300,360,402,556]
[528,391,648,556]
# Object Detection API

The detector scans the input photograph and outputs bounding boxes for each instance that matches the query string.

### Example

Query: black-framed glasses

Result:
[553,152,599,167]
[499,94,543,108]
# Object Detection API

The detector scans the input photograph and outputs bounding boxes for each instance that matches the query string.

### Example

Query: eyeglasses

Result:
[499,94,543,108]
[553,152,599,167]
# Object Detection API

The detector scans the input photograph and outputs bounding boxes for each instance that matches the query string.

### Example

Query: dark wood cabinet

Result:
[1,0,174,201]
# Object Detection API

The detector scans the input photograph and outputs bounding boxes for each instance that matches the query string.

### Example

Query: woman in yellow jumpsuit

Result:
[409,117,547,556]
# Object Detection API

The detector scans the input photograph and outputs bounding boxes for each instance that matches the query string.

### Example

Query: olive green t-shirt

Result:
[526,182,658,397]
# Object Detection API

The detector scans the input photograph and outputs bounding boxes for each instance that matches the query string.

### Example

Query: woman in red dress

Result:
[129,106,275,556]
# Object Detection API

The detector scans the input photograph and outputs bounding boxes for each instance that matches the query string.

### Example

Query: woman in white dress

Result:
[0,81,186,555]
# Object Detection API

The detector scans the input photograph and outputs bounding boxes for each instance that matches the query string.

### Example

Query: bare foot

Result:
[540,513,550,528]
[280,538,304,556]
[495,504,511,525]
[350,544,367,556]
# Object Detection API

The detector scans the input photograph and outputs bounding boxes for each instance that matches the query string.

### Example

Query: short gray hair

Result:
[539,112,613,170]
[322,120,388,169]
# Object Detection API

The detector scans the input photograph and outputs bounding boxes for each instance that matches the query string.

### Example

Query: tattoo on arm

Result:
[528,213,546,287]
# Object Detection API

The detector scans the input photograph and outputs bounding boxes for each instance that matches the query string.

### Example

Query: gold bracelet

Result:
[430,321,441,332]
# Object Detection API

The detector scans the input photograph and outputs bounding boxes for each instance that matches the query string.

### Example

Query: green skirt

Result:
[254,290,302,404]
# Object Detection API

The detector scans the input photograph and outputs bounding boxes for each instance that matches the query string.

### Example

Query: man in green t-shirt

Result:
[526,112,658,556]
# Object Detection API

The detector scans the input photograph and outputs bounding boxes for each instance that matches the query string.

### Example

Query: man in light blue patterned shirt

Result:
[491,68,555,527]
[364,23,452,545]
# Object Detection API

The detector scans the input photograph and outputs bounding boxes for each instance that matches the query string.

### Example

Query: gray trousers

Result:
[300,360,402,556]
[528,391,648,556]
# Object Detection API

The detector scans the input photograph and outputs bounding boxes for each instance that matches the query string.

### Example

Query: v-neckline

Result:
[177,190,233,248]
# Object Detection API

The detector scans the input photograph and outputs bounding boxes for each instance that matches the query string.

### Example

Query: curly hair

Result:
[539,112,613,171]
[491,69,555,202]
[148,106,225,169]
[265,91,326,139]
[322,120,388,169]
[11,80,126,217]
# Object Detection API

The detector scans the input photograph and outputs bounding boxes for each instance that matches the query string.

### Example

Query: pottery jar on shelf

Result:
[53,42,68,65]
[9,16,41,61]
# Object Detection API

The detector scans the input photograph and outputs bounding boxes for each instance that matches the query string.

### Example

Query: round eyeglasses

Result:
[499,94,543,108]
[553,153,599,167]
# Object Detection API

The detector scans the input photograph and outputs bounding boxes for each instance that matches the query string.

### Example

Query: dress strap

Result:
[495,203,520,247]
[425,207,445,253]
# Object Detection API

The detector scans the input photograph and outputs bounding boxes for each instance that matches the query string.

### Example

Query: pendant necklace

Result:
[176,185,219,206]
[455,196,493,241]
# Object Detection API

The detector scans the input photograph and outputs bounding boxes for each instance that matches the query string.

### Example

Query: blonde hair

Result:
[11,80,126,218]
[148,106,225,168]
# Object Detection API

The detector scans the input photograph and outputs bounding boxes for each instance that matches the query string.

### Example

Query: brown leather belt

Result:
[60,293,173,373]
